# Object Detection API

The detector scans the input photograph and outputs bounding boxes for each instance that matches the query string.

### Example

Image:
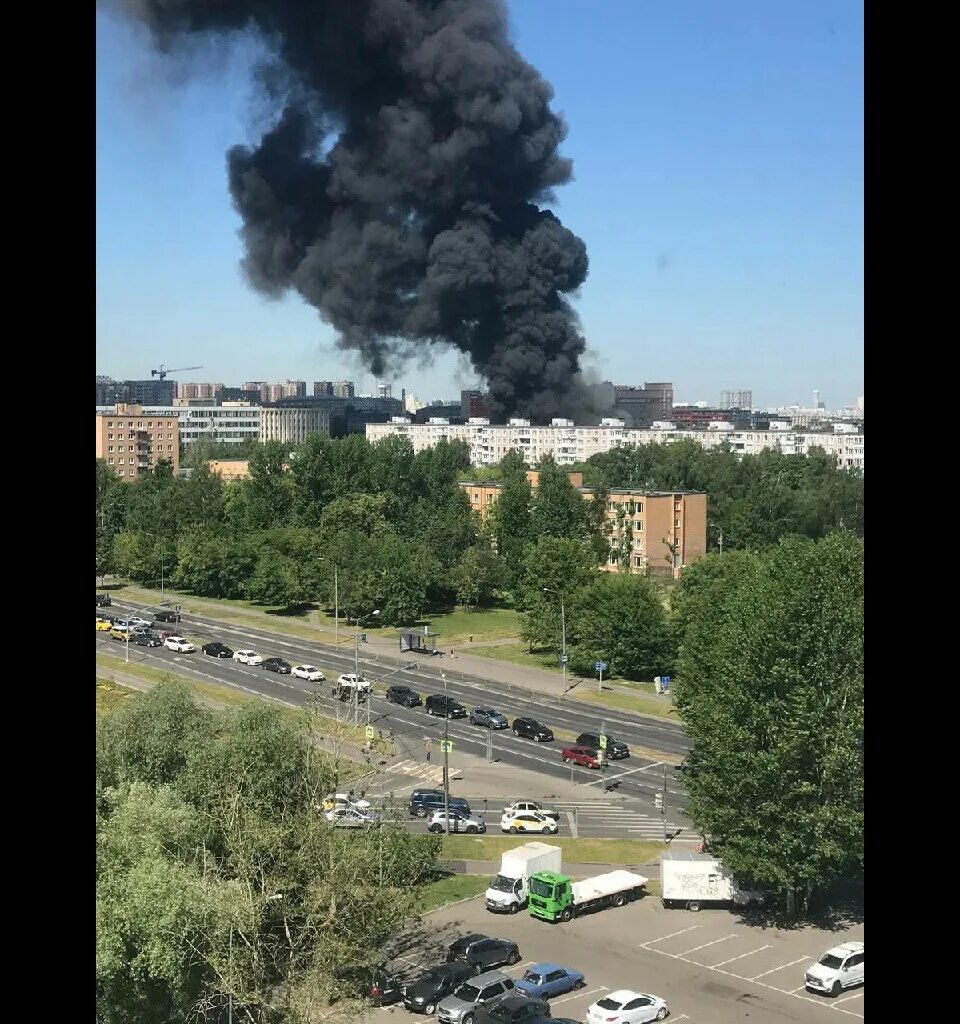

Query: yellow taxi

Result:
[96,616,113,631]
[110,625,134,641]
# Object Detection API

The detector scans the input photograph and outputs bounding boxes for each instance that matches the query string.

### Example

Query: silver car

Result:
[469,707,509,729]
[437,971,515,1024]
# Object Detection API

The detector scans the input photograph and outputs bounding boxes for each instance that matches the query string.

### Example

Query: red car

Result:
[562,745,601,768]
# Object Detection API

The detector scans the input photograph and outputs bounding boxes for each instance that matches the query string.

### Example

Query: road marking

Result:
[578,760,666,788]
[835,991,864,1004]
[640,925,701,946]
[551,987,604,1006]
[711,945,771,967]
[749,956,811,980]
[677,934,737,956]
[565,811,579,837]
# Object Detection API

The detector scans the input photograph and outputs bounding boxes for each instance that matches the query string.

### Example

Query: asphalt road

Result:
[99,598,694,827]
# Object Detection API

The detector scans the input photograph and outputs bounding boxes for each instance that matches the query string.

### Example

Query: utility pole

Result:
[334,566,339,645]
[442,671,450,829]
[719,527,724,556]
[661,764,668,843]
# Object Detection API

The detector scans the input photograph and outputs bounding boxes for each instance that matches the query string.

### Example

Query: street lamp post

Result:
[351,609,380,725]
[709,521,724,555]
[442,670,450,830]
[543,587,567,697]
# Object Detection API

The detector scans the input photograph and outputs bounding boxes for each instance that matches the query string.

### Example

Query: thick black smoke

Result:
[121,0,590,421]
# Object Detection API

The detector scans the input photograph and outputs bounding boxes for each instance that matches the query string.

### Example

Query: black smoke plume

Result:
[119,0,590,421]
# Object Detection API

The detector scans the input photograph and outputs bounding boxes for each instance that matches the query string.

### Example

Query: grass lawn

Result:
[440,835,662,865]
[96,677,135,716]
[419,874,491,913]
[567,687,678,723]
[466,642,565,673]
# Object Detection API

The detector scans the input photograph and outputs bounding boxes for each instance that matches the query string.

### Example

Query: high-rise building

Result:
[96,378,177,406]
[267,384,284,403]
[610,382,673,426]
[332,380,355,398]
[461,389,489,420]
[97,403,181,479]
[314,380,335,397]
[720,389,752,410]
[376,382,392,398]
[282,379,307,398]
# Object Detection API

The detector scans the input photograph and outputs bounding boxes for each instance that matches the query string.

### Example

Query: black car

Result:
[447,935,521,973]
[478,995,550,1024]
[335,964,402,1007]
[202,642,234,658]
[512,718,554,742]
[134,631,163,647]
[409,789,471,819]
[426,693,468,718]
[263,657,292,674]
[403,963,475,1014]
[576,732,629,759]
[386,684,423,707]
[95,593,112,607]
[154,609,182,623]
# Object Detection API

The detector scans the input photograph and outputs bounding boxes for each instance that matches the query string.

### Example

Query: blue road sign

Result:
[595,661,608,672]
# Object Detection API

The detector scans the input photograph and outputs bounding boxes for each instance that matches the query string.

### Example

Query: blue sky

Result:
[96,1,862,410]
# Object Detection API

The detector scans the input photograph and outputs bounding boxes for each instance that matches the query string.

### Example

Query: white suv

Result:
[336,673,371,692]
[234,650,263,666]
[163,636,196,653]
[804,941,864,997]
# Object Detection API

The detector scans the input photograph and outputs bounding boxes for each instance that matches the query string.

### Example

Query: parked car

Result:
[561,745,601,768]
[576,732,629,759]
[110,626,134,641]
[403,963,475,1015]
[429,809,486,834]
[804,942,864,997]
[426,694,468,718]
[409,789,471,818]
[320,792,372,814]
[500,811,558,836]
[134,631,163,647]
[470,707,509,729]
[514,963,585,1000]
[438,970,516,1024]
[477,995,550,1024]
[586,991,668,1024]
[263,657,292,674]
[503,800,559,820]
[446,935,521,973]
[125,616,152,629]
[153,609,182,623]
[386,684,422,707]
[202,642,233,658]
[327,807,379,829]
[164,636,196,653]
[233,650,263,665]
[512,718,554,742]
[95,593,112,607]
[291,665,324,681]
[96,616,113,631]
[364,965,402,1007]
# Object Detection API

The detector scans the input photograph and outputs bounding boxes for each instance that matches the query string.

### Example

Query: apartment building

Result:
[96,403,180,478]
[97,404,261,446]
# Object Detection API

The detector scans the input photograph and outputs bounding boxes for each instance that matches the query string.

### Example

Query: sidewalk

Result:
[448,858,661,879]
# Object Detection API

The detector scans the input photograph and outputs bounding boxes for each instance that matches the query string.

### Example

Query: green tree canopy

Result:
[530,454,586,540]
[518,536,597,652]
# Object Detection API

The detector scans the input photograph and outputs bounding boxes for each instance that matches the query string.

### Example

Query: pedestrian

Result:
[425,738,432,763]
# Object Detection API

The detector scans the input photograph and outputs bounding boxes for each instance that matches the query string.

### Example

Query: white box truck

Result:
[528,868,649,922]
[485,842,562,914]
[660,850,764,912]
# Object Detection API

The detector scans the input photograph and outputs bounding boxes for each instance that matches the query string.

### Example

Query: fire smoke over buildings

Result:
[120,0,592,422]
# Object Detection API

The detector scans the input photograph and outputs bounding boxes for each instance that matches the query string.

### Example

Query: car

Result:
[514,964,585,1000]
[426,694,468,718]
[512,718,554,742]
[386,684,422,707]
[320,792,372,813]
[336,672,371,692]
[126,616,152,630]
[263,657,292,674]
[202,642,233,658]
[409,789,471,819]
[363,965,402,1007]
[134,631,163,647]
[561,745,601,768]
[153,608,181,623]
[96,616,113,631]
[403,963,476,1015]
[95,593,112,607]
[803,941,864,997]
[576,732,629,759]
[429,809,486,834]
[477,995,550,1024]
[586,990,668,1024]
[233,650,263,665]
[164,636,196,653]
[503,800,559,821]
[469,708,509,729]
[437,970,516,1024]
[326,807,379,828]
[500,811,558,836]
[291,665,325,681]
[446,935,521,974]
[110,626,134,641]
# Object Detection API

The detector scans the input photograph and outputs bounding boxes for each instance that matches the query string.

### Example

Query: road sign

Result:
[560,654,568,665]
[365,725,375,740]
[175,605,181,613]
[654,793,663,810]
[598,734,608,750]
[595,661,608,673]
[440,739,454,753]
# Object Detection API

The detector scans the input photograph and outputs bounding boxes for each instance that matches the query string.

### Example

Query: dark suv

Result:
[95,593,112,607]
[576,732,629,759]
[426,694,467,719]
[386,685,422,707]
[409,789,471,819]
[403,963,475,1014]
[154,609,182,623]
[447,935,521,972]
[512,718,554,742]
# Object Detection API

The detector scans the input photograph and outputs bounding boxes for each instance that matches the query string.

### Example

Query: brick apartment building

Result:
[96,403,180,478]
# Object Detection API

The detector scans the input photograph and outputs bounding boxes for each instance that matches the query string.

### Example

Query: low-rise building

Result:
[259,406,330,444]
[96,404,262,447]
[97,403,180,478]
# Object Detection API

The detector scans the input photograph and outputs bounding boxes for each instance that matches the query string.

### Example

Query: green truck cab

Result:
[528,868,648,923]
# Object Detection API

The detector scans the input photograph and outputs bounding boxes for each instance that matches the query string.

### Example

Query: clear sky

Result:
[96,1,863,410]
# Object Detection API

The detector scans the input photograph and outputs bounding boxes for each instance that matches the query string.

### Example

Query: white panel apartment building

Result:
[366,417,864,471]
[96,405,262,446]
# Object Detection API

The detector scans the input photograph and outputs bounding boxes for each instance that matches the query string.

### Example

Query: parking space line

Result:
[835,991,864,1004]
[640,924,701,946]
[711,945,771,967]
[551,987,604,1006]
[678,933,737,956]
[750,956,811,980]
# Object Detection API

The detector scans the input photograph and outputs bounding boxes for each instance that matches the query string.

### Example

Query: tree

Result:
[518,537,596,652]
[246,547,313,609]
[670,549,760,652]
[674,533,863,914]
[243,440,294,529]
[487,450,533,594]
[453,543,502,609]
[530,454,586,539]
[173,529,257,599]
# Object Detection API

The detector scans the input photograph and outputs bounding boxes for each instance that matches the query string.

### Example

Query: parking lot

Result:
[370,892,863,1024]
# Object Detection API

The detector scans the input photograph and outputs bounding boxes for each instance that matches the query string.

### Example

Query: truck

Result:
[527,868,648,922]
[485,842,562,915]
[660,850,764,912]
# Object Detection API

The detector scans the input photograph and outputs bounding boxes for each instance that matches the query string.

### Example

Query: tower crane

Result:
[151,364,204,380]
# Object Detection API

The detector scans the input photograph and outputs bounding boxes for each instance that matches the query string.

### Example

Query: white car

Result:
[428,810,486,834]
[292,665,325,682]
[503,800,560,820]
[587,991,668,1024]
[336,672,371,692]
[327,807,379,828]
[320,792,372,813]
[500,811,558,835]
[163,636,196,653]
[127,616,152,629]
[233,650,263,666]
[804,941,864,997]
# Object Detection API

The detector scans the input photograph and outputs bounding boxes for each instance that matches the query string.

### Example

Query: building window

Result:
[107,458,114,464]
[167,445,173,451]
[107,433,113,440]
[107,422,114,428]
[633,555,643,566]
[675,518,681,528]
[108,446,114,452]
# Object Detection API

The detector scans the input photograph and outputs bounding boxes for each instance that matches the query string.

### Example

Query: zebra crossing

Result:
[384,758,463,786]
[548,798,697,843]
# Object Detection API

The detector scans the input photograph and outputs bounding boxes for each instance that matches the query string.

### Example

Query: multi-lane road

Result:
[99,598,695,835]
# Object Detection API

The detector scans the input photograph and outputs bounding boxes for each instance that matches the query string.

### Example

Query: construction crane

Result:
[151,364,204,380]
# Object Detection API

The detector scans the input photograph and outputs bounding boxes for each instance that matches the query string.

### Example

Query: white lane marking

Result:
[640,925,701,946]
[565,811,579,837]
[835,991,864,1004]
[551,987,605,1006]
[578,761,665,787]
[749,956,811,980]
[677,934,737,956]
[711,945,771,967]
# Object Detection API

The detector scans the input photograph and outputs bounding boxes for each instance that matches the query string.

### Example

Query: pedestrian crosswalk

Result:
[546,799,698,843]
[385,758,463,785]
